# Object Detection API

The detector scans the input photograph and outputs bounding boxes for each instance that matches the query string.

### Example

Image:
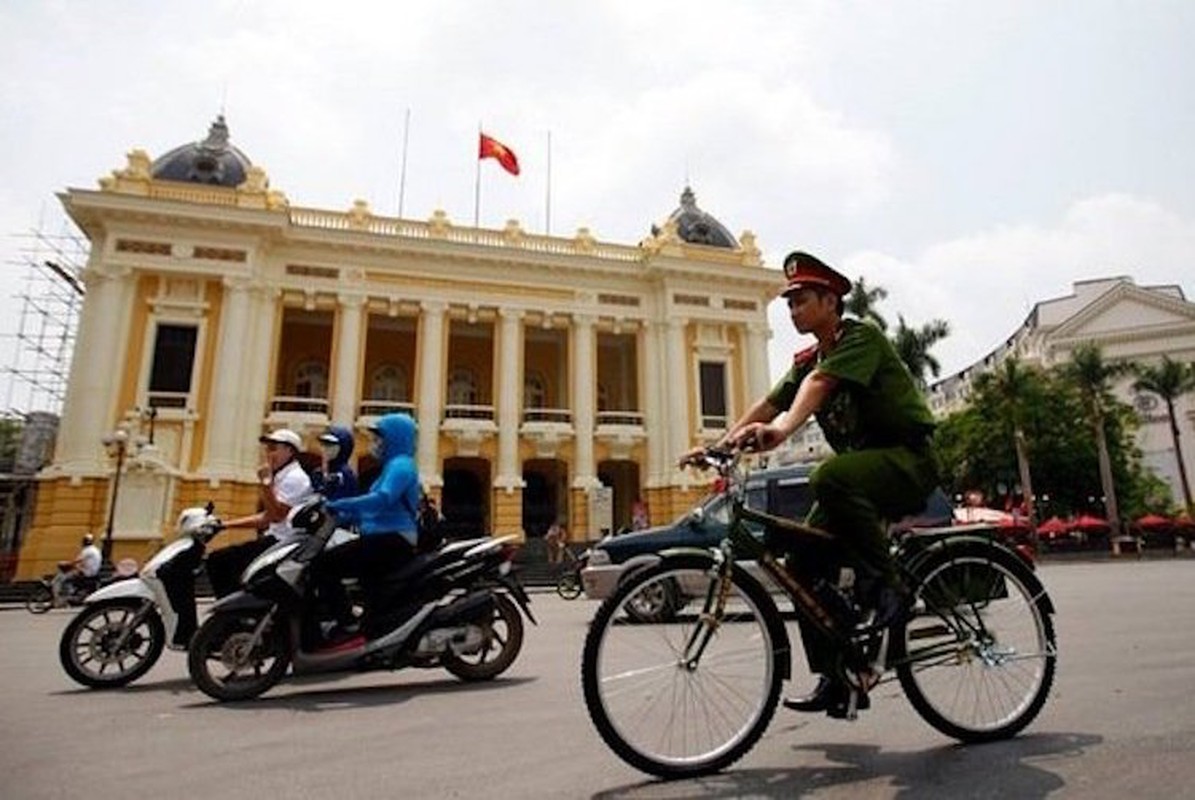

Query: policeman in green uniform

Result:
[698,251,938,717]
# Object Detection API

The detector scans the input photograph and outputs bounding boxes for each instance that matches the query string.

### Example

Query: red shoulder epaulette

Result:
[792,344,818,368]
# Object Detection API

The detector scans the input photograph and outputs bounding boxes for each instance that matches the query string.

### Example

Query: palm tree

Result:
[1133,356,1195,513]
[846,277,889,330]
[974,357,1040,532]
[1064,343,1132,535]
[891,315,951,388]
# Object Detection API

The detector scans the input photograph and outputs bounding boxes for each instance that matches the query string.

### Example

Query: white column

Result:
[199,276,253,478]
[495,307,524,490]
[330,293,366,426]
[641,321,665,486]
[54,264,135,474]
[745,322,772,401]
[416,301,447,485]
[571,314,599,488]
[238,286,279,471]
[664,319,691,475]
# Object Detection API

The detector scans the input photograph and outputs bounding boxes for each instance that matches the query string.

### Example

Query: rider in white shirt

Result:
[206,428,315,597]
[52,534,102,605]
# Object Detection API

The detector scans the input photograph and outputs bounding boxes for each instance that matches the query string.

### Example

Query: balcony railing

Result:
[522,407,573,424]
[270,396,330,414]
[596,411,644,427]
[358,400,416,418]
[147,391,189,410]
[444,404,496,422]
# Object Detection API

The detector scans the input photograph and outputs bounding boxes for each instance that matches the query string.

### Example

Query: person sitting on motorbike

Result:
[324,413,421,640]
[207,428,315,598]
[52,534,102,606]
[314,425,359,500]
[683,251,938,719]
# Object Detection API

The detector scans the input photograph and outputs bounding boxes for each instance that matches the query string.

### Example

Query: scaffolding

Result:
[1,213,86,418]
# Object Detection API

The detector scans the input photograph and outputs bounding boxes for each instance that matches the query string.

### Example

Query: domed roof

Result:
[150,115,254,187]
[656,186,738,249]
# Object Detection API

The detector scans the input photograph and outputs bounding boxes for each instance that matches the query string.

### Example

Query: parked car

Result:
[581,465,1027,622]
[581,463,816,620]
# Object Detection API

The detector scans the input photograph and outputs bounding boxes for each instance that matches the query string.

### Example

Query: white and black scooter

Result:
[187,497,535,702]
[58,504,223,688]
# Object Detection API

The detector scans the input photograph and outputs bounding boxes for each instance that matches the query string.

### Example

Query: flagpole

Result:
[397,107,411,218]
[473,122,482,229]
[545,130,552,235]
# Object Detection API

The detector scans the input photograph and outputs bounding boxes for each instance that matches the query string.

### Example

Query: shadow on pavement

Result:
[590,731,1102,799]
[180,674,537,712]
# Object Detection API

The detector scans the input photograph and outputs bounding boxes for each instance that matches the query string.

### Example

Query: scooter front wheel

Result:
[59,599,165,688]
[188,609,290,701]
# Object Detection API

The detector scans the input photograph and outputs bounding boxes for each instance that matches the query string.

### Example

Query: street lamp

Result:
[100,427,129,563]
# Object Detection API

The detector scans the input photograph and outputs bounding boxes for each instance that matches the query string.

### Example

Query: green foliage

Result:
[933,363,1162,519]
[845,277,889,331]
[891,315,951,388]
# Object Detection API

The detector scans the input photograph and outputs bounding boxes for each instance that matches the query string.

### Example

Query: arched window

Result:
[448,369,479,406]
[369,364,408,401]
[596,382,609,412]
[294,360,328,398]
[524,371,548,408]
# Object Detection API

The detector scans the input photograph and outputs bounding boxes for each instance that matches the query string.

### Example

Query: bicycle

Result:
[555,547,588,600]
[581,446,1057,779]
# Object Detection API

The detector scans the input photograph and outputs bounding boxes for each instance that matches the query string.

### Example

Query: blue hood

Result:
[324,425,355,470]
[372,413,417,461]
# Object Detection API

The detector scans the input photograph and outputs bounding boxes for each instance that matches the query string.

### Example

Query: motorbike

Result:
[58,504,223,688]
[555,548,589,600]
[26,567,101,614]
[187,497,536,702]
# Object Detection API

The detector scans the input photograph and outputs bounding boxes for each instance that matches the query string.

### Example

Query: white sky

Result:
[3,0,1194,408]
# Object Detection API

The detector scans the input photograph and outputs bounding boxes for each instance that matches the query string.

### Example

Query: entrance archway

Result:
[442,458,491,539]
[523,459,567,539]
[597,460,640,534]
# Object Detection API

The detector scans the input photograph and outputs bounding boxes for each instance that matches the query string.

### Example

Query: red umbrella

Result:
[1036,516,1068,534]
[1073,513,1111,530]
[1135,513,1171,528]
[1035,516,1069,540]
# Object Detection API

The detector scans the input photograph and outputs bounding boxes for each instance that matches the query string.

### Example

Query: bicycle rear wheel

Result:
[581,556,785,779]
[895,541,1056,742]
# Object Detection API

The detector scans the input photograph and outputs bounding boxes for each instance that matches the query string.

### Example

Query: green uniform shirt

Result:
[766,319,934,453]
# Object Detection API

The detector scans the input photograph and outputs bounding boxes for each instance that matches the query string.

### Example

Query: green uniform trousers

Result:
[793,445,938,675]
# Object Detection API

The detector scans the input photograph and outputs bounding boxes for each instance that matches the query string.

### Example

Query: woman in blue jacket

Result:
[325,413,420,638]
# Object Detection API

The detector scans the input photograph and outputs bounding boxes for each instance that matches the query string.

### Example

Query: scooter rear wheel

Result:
[188,609,290,702]
[59,599,165,688]
[442,593,524,681]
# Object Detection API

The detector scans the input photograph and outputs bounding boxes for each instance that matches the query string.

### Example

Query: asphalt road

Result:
[1,559,1194,800]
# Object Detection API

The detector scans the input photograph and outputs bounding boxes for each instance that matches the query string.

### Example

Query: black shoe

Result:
[783,676,835,712]
[783,676,870,715]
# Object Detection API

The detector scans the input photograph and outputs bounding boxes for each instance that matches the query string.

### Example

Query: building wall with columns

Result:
[16,141,780,577]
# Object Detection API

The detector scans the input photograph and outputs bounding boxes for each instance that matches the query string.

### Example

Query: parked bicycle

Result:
[581,446,1057,779]
[555,547,588,600]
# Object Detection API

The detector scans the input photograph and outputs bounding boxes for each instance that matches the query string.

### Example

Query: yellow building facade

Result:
[17,119,780,577]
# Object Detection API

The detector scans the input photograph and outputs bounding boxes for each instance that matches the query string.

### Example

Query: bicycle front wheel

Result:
[581,556,784,779]
[895,541,1056,742]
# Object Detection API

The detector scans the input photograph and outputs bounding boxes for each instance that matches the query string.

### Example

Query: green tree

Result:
[891,315,951,388]
[846,277,889,330]
[1132,356,1195,513]
[973,358,1041,528]
[1062,344,1133,534]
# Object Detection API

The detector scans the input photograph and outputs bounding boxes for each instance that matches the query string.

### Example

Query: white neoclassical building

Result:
[16,118,781,577]
[926,276,1195,505]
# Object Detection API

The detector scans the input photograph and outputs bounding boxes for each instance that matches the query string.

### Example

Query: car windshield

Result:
[680,483,769,526]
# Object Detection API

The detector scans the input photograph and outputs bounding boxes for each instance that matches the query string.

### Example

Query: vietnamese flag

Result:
[479,132,520,176]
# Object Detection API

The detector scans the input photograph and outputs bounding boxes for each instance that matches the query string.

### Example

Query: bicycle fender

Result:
[83,577,154,605]
[902,535,1055,615]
